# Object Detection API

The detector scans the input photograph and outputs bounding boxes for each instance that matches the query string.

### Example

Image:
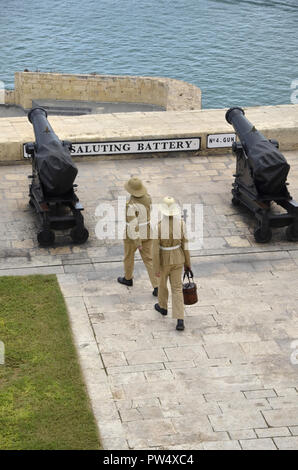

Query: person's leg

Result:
[169,264,184,320]
[123,239,136,280]
[158,266,169,311]
[139,239,158,288]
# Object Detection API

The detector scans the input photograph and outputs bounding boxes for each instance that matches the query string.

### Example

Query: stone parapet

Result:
[4,90,15,104]
[0,104,297,163]
[11,71,202,111]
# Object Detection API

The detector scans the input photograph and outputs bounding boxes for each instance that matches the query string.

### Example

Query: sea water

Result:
[0,0,297,108]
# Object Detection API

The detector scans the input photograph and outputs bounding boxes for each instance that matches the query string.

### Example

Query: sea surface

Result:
[0,0,297,108]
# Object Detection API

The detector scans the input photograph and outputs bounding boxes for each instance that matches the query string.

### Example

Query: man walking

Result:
[117,177,158,296]
[152,196,191,331]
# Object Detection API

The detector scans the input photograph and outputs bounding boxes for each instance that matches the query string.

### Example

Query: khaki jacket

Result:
[152,217,191,273]
[125,193,152,247]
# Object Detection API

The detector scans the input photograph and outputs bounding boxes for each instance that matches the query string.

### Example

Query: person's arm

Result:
[126,203,142,249]
[181,220,191,270]
[152,226,160,276]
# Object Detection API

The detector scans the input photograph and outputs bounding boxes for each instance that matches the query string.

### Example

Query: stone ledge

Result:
[0,103,297,162]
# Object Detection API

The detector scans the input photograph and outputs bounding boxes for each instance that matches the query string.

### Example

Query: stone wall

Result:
[10,72,202,111]
[4,90,15,105]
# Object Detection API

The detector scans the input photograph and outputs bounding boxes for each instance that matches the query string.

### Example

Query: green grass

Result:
[0,275,100,450]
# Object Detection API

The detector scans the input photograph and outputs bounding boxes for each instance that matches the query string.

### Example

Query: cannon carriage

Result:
[26,107,89,246]
[226,107,298,243]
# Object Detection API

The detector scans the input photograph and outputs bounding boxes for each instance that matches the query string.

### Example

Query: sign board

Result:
[207,133,236,149]
[23,137,201,158]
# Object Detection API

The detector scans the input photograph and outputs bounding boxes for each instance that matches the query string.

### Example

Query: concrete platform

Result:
[0,153,297,450]
[0,100,165,119]
[0,105,26,117]
[32,99,165,115]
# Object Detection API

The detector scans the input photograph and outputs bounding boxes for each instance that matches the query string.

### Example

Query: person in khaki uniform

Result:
[117,177,158,295]
[152,196,191,331]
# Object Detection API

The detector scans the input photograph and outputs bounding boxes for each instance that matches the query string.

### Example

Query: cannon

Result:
[26,107,89,246]
[226,107,298,243]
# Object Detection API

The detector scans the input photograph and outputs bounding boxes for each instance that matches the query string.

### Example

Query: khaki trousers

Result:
[124,239,157,288]
[158,264,184,319]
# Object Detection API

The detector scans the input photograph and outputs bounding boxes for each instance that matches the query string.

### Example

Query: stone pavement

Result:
[0,152,298,450]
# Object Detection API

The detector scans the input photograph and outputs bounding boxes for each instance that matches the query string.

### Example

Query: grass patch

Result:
[0,275,100,450]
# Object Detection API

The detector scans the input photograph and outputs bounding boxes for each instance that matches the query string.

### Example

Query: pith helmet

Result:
[159,196,181,217]
[124,177,147,197]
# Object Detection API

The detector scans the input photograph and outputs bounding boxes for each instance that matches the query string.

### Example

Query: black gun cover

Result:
[29,107,77,195]
[226,107,290,195]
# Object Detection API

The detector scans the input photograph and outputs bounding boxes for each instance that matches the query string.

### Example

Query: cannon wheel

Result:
[254,227,272,243]
[231,196,241,207]
[286,224,298,242]
[70,226,89,244]
[37,229,55,246]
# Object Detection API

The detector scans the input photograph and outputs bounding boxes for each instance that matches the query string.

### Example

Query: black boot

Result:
[117,277,133,286]
[154,303,167,316]
[176,319,185,331]
[152,287,158,297]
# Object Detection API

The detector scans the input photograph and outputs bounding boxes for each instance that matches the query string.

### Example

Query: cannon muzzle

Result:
[225,106,245,125]
[27,107,77,195]
[225,107,290,195]
[28,106,48,123]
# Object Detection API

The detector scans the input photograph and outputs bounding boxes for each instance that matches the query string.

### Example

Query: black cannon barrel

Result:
[28,107,61,150]
[225,107,290,195]
[28,107,78,195]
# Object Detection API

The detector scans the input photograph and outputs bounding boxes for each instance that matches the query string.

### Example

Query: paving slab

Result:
[274,436,298,450]
[240,438,277,450]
